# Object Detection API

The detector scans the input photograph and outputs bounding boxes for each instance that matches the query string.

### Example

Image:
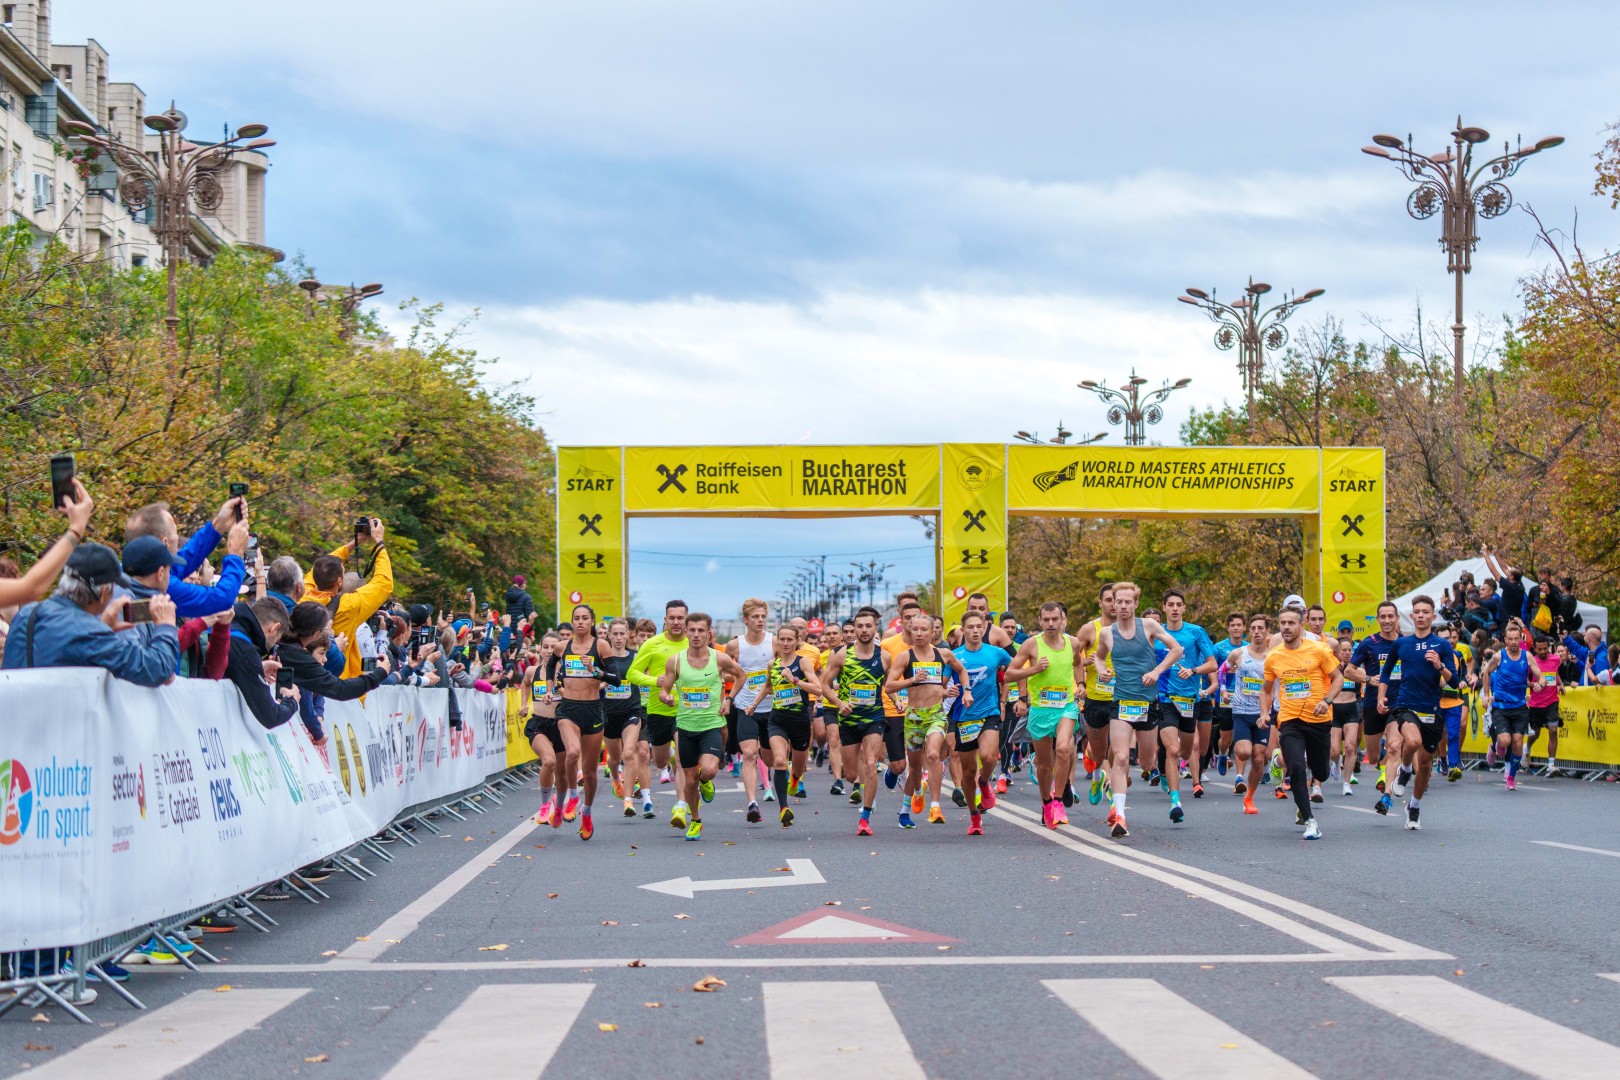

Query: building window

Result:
[52,65,72,85]
[32,172,54,210]
[2,7,14,28]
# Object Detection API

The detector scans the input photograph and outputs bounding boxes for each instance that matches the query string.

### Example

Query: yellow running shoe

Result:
[670,802,688,829]
[928,804,945,824]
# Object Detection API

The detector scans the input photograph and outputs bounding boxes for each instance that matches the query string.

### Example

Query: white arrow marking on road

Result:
[640,857,824,899]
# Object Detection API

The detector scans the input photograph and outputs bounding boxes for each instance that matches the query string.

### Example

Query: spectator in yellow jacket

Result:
[304,516,393,678]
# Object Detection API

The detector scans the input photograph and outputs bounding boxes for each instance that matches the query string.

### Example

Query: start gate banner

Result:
[0,669,508,950]
[1008,445,1320,516]
[622,445,940,514]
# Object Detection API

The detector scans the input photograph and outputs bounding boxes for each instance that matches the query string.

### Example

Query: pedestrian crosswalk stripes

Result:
[763,981,926,1080]
[1043,978,1315,1079]
[381,984,592,1080]
[14,988,310,1080]
[12,975,1620,1078]
[1328,975,1620,1080]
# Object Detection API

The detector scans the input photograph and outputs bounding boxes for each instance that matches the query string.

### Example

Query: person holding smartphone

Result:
[122,495,250,618]
[0,477,95,616]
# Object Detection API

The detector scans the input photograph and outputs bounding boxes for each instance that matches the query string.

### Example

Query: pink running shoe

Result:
[977,780,997,811]
[1505,775,1517,791]
[535,800,554,825]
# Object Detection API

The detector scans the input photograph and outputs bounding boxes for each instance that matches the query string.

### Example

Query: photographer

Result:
[303,516,393,678]
[119,535,232,677]
[400,605,464,728]
[223,598,298,729]
[123,497,248,618]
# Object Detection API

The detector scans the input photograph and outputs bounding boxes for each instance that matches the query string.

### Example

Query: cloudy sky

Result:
[60,1,1620,616]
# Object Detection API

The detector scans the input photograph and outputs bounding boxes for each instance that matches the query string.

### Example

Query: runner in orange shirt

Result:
[1260,606,1344,841]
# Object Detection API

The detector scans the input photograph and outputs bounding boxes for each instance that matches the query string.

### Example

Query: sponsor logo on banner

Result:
[955,455,990,492]
[267,733,305,807]
[198,726,243,840]
[347,724,366,796]
[0,757,94,850]
[1033,461,1077,492]
[108,753,145,855]
[1,758,35,846]
[232,747,278,806]
[153,748,200,834]
[799,457,906,498]
[1327,464,1379,494]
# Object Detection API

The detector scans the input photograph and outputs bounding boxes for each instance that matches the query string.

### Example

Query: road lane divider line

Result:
[382,983,591,1080]
[764,982,925,1079]
[1531,840,1620,859]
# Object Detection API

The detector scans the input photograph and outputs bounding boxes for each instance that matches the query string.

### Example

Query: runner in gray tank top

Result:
[1093,582,1180,838]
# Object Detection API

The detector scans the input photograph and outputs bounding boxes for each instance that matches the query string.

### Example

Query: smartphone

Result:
[125,598,154,624]
[229,482,248,520]
[50,453,75,509]
[246,534,260,563]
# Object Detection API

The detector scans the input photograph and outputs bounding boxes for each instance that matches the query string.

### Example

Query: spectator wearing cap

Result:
[1335,619,1355,643]
[120,535,232,678]
[223,597,298,729]
[505,574,536,626]
[303,517,393,678]
[1,543,179,686]
[124,497,250,618]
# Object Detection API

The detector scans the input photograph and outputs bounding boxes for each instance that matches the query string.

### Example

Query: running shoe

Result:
[1233,778,1247,795]
[1260,770,1271,786]
[579,814,595,841]
[830,778,845,796]
[929,805,945,824]
[763,787,775,803]
[670,802,689,829]
[1447,766,1462,782]
[1062,781,1076,807]
[66,959,129,984]
[1393,767,1412,798]
[1375,765,1387,792]
[911,792,925,815]
[857,816,873,836]
[951,787,968,808]
[1042,801,1056,828]
[1110,815,1129,838]
[1303,818,1322,840]
[978,780,997,811]
[780,807,795,828]
[996,776,1008,794]
[1106,807,1118,826]
[1216,753,1228,776]
[549,801,564,829]
[535,799,555,824]
[746,802,762,823]
[642,795,655,819]
[792,777,806,799]
[1169,803,1185,824]
[623,797,636,818]
[125,937,179,965]
[196,914,238,934]
[1296,809,1306,825]
[898,811,916,829]
[1273,786,1288,800]
[729,758,741,777]
[848,785,863,805]
[1375,793,1392,815]
[1310,781,1324,804]
[1350,773,1358,785]
[1485,745,1497,768]
[659,766,674,785]
[562,793,580,821]
[1142,768,1154,783]
[1191,783,1204,799]
[1242,796,1258,815]
[967,815,983,836]
[1088,776,1103,805]
[686,819,703,841]
[1052,802,1069,826]
[1178,760,1191,779]
[1342,782,1354,797]
[1269,751,1284,785]
[1082,752,1097,775]
[885,766,904,791]
[1404,803,1421,831]
[1150,770,1165,792]
[611,775,625,799]
[1505,774,1517,791]
[699,778,715,803]
[161,934,195,957]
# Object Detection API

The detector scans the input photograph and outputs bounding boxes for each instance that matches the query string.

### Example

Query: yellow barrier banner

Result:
[623,445,940,513]
[557,446,626,616]
[1320,447,1387,636]
[504,688,536,768]
[1550,685,1620,767]
[1007,445,1320,515]
[940,443,1007,627]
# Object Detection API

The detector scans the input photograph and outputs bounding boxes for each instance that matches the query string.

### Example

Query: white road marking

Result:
[1531,840,1620,859]
[641,857,824,898]
[19,988,308,1080]
[341,813,538,961]
[993,798,1447,960]
[1045,978,1315,1078]
[382,983,590,1080]
[1334,804,1382,815]
[764,982,925,1079]
[1329,975,1620,1079]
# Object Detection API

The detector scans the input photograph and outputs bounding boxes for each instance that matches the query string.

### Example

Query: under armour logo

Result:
[1340,553,1367,570]
[1340,513,1365,537]
[961,548,988,565]
[577,553,605,570]
[962,509,986,533]
[577,513,602,536]
[656,463,688,494]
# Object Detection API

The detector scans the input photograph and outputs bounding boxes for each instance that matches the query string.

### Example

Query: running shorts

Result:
[603,706,640,741]
[523,715,564,752]
[1083,697,1113,730]
[1491,706,1529,737]
[1393,708,1444,754]
[1159,696,1198,734]
[1331,701,1359,728]
[1113,697,1156,733]
[1527,704,1560,731]
[952,714,991,753]
[840,716,887,747]
[904,703,949,750]
[1231,713,1270,746]
[1211,705,1234,732]
[726,704,770,754]
[643,711,676,748]
[766,714,812,752]
[556,698,604,735]
[884,714,906,762]
[1026,702,1079,741]
[676,727,726,764]
[1360,706,1392,738]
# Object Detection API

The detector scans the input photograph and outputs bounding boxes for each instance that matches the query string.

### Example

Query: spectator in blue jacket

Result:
[1,543,179,686]
[264,555,304,614]
[123,497,248,617]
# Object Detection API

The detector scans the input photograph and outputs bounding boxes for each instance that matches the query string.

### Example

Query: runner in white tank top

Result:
[726,598,776,822]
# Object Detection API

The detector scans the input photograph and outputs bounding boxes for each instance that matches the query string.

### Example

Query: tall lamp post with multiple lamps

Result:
[1177,279,1323,428]
[1012,422,1107,446]
[298,279,385,339]
[65,105,275,348]
[1078,370,1191,446]
[1361,117,1562,403]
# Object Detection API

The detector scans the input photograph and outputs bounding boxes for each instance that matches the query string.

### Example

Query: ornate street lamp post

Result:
[65,104,275,347]
[1079,370,1191,446]
[1012,421,1106,446]
[1177,279,1323,427]
[298,279,385,339]
[1361,117,1562,402]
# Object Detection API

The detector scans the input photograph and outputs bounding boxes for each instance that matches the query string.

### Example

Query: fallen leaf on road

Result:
[354,936,371,941]
[1047,875,1060,881]
[937,945,952,951]
[627,959,646,968]
[533,844,545,849]
[305,1054,330,1063]
[464,836,474,841]
[598,1023,619,1032]
[1454,969,1465,977]
[692,976,727,992]
[507,853,524,858]
[860,906,871,910]
[1220,1043,1238,1050]
[214,985,233,992]
[674,913,691,920]
[1064,932,1074,936]
[602,920,619,927]
[23,1042,51,1051]
[478,944,509,952]
[644,1002,662,1008]
[29,1012,50,1023]
[387,939,401,944]
[772,867,791,872]
[824,900,841,907]
[695,1037,706,1045]
[722,841,736,846]
[547,893,559,899]
[321,950,339,957]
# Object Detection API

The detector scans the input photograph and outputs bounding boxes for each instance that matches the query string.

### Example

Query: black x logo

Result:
[577,513,602,536]
[577,553,605,570]
[656,463,688,494]
[1340,513,1365,537]
[961,509,986,533]
[960,548,988,565]
[1339,553,1367,570]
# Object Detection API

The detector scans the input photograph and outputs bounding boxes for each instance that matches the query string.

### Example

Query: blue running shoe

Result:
[884,766,903,791]
[897,811,915,829]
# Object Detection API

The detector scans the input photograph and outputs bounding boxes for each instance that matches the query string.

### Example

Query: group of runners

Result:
[515,583,1570,842]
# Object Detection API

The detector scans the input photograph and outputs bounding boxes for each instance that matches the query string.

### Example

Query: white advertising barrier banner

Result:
[0,669,508,950]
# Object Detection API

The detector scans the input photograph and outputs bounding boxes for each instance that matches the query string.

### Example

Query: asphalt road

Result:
[6,762,1620,1079]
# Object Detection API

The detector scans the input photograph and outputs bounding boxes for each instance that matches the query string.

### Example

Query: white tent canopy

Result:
[1390,558,1608,637]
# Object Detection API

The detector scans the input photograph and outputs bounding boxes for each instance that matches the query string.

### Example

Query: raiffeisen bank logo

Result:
[1,759,34,845]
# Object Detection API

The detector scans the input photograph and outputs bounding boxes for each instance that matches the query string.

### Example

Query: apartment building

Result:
[0,1,274,267]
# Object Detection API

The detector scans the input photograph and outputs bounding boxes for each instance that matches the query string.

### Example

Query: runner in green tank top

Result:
[1008,601,1086,829]
[657,612,748,842]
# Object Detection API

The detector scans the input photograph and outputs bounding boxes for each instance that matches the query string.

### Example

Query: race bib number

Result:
[1241,676,1263,696]
[1039,686,1072,707]
[1007,687,1020,702]
[605,684,632,701]
[1389,660,1402,681]
[957,718,985,742]
[850,686,878,705]
[679,686,712,709]
[1541,672,1556,687]
[895,688,909,708]
[563,655,593,679]
[745,670,768,691]
[1283,679,1311,700]
[1415,712,1436,725]
[911,661,943,685]
[1219,685,1233,706]
[1119,699,1149,721]
[1171,695,1195,718]
[1095,671,1115,697]
[773,686,802,708]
